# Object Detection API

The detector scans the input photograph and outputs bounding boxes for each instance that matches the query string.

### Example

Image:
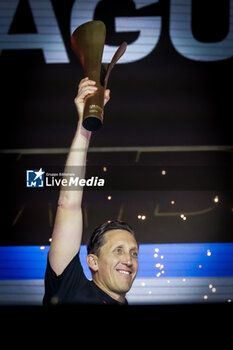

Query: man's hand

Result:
[74,77,110,120]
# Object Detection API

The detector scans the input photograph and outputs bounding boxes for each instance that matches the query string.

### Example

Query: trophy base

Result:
[82,85,104,131]
[82,116,102,131]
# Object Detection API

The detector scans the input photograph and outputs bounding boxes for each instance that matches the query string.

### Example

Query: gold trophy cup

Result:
[71,20,127,131]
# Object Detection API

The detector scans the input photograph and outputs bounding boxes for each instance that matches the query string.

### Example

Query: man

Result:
[43,78,139,305]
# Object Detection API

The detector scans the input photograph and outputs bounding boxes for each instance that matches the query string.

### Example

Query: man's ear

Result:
[86,254,99,272]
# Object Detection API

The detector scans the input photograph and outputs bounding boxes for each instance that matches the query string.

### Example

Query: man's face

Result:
[90,229,139,302]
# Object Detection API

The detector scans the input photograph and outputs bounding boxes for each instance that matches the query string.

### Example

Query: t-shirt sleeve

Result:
[43,250,87,305]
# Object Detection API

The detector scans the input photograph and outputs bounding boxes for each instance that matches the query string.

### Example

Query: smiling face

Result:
[87,229,139,303]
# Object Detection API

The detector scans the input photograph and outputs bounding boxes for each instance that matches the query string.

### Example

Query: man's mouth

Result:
[116,269,131,276]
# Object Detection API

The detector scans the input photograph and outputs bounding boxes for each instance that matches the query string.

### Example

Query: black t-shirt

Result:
[43,251,126,305]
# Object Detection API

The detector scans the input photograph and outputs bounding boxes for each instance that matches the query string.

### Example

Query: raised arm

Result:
[49,78,110,276]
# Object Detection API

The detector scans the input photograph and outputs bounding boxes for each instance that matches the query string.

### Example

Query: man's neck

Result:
[93,279,126,304]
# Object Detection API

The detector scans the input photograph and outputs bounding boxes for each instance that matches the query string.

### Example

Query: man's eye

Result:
[115,248,122,254]
[131,251,138,258]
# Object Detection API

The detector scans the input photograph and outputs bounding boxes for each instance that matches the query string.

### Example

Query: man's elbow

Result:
[58,192,82,210]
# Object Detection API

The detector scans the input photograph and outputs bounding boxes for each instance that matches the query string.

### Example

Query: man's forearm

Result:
[58,121,92,208]
[66,122,91,167]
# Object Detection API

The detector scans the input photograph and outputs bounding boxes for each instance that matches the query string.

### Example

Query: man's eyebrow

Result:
[112,243,138,250]
[129,245,138,250]
[111,243,123,249]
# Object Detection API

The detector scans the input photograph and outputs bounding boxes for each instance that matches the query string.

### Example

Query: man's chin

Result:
[115,280,134,294]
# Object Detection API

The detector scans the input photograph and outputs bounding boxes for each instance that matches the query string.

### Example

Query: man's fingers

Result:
[77,79,110,106]
[78,86,98,99]
[79,77,96,89]
[105,89,110,100]
[78,77,89,85]
[78,87,110,101]
[76,87,98,104]
[77,78,98,101]
[104,89,110,105]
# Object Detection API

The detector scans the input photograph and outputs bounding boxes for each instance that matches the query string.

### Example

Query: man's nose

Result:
[122,253,133,266]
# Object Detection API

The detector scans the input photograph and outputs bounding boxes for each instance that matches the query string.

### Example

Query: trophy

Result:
[71,20,127,131]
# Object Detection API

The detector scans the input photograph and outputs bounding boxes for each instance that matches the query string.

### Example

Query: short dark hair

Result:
[87,220,136,256]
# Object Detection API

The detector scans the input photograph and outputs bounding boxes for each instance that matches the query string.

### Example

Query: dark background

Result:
[0,0,232,245]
